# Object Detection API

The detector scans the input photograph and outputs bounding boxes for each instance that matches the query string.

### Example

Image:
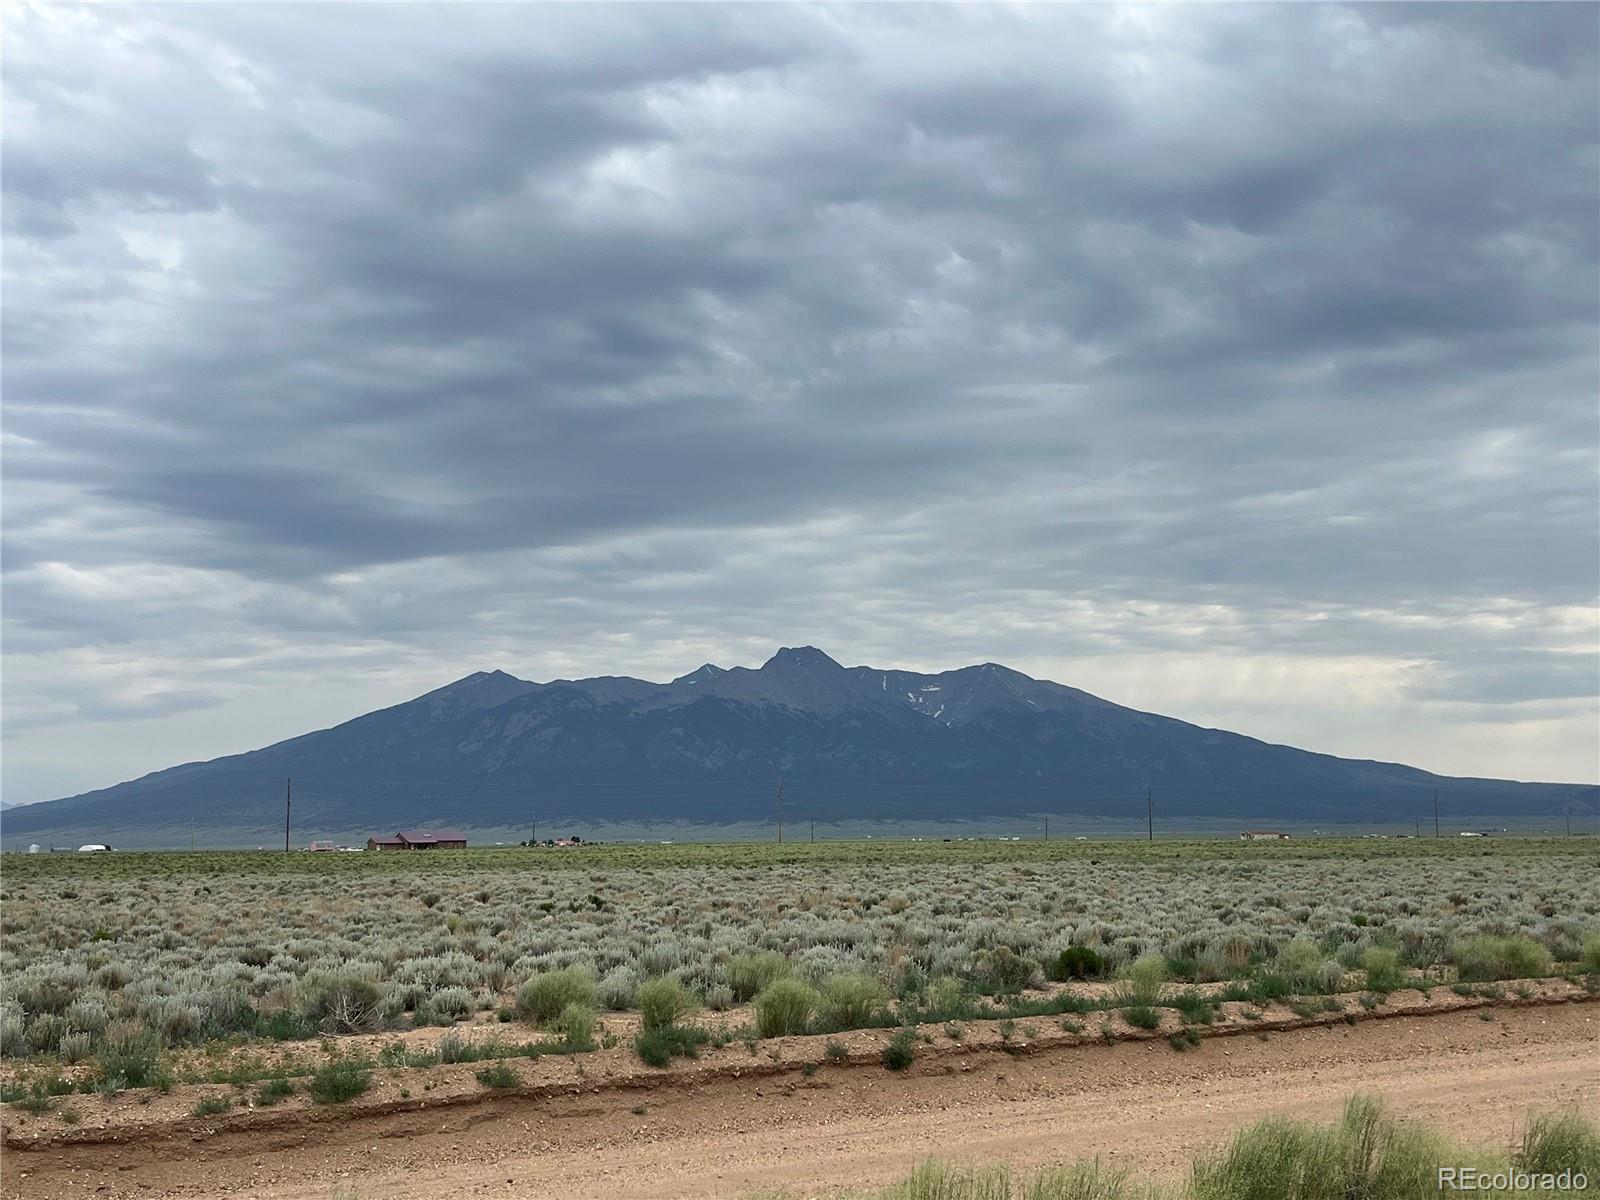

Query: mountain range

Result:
[3,647,1593,847]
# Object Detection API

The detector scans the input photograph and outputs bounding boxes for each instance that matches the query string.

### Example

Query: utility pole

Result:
[284,777,292,853]
[1414,818,1420,839]
[530,791,537,847]
[810,819,815,844]
[1146,786,1153,842]
[1044,816,1049,842]
[1566,809,1572,837]
[1433,788,1440,838]
[775,780,784,844]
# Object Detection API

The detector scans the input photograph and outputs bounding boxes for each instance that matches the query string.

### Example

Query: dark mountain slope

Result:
[4,647,1592,845]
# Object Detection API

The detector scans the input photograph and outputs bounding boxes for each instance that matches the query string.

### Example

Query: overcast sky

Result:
[3,3,1597,806]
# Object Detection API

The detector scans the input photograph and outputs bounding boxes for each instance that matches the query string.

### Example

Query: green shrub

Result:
[1582,932,1600,974]
[294,971,383,1034]
[922,975,976,1020]
[1515,1110,1600,1178]
[1361,947,1403,993]
[1123,1005,1160,1030]
[1050,945,1106,981]
[825,1038,849,1061]
[15,1088,55,1114]
[191,1095,231,1117]
[1276,939,1333,991]
[727,951,791,1001]
[1242,972,1292,1003]
[475,1062,520,1090]
[307,1058,372,1104]
[257,1009,312,1041]
[1116,954,1167,1007]
[754,978,820,1038]
[1169,990,1216,1025]
[634,1024,710,1068]
[818,973,890,1031]
[1451,935,1553,983]
[253,1078,294,1107]
[882,1028,917,1071]
[636,977,695,1032]
[95,1032,171,1092]
[516,967,598,1026]
[556,1002,597,1048]
[978,946,1037,994]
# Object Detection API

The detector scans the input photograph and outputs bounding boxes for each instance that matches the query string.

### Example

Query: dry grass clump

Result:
[752,1100,1600,1199]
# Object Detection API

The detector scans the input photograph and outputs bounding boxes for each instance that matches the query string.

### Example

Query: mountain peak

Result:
[672,663,726,685]
[762,646,843,671]
[416,668,538,713]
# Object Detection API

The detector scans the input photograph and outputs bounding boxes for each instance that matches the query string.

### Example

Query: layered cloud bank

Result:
[3,4,1596,803]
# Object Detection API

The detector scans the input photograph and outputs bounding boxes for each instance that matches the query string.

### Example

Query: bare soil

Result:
[3,985,1595,1200]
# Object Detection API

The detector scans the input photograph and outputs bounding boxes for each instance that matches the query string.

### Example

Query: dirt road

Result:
[6,1003,1596,1200]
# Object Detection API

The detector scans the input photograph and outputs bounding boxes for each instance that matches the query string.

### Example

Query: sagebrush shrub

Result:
[295,972,382,1034]
[978,946,1037,994]
[1451,935,1552,983]
[516,967,597,1026]
[598,965,640,1011]
[754,978,819,1037]
[727,951,790,1001]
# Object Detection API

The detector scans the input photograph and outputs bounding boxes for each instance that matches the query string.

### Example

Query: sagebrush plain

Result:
[3,837,1596,1072]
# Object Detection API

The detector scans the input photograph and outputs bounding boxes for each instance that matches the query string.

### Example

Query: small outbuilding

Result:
[1240,830,1290,841]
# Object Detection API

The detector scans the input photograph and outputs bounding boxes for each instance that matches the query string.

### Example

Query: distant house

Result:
[1240,830,1290,841]
[368,829,469,851]
[307,840,338,852]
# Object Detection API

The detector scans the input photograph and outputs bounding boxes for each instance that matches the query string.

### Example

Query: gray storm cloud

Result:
[2,3,1596,803]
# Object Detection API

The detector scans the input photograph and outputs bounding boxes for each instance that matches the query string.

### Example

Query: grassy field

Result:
[3,833,1593,878]
[2,837,1596,1078]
